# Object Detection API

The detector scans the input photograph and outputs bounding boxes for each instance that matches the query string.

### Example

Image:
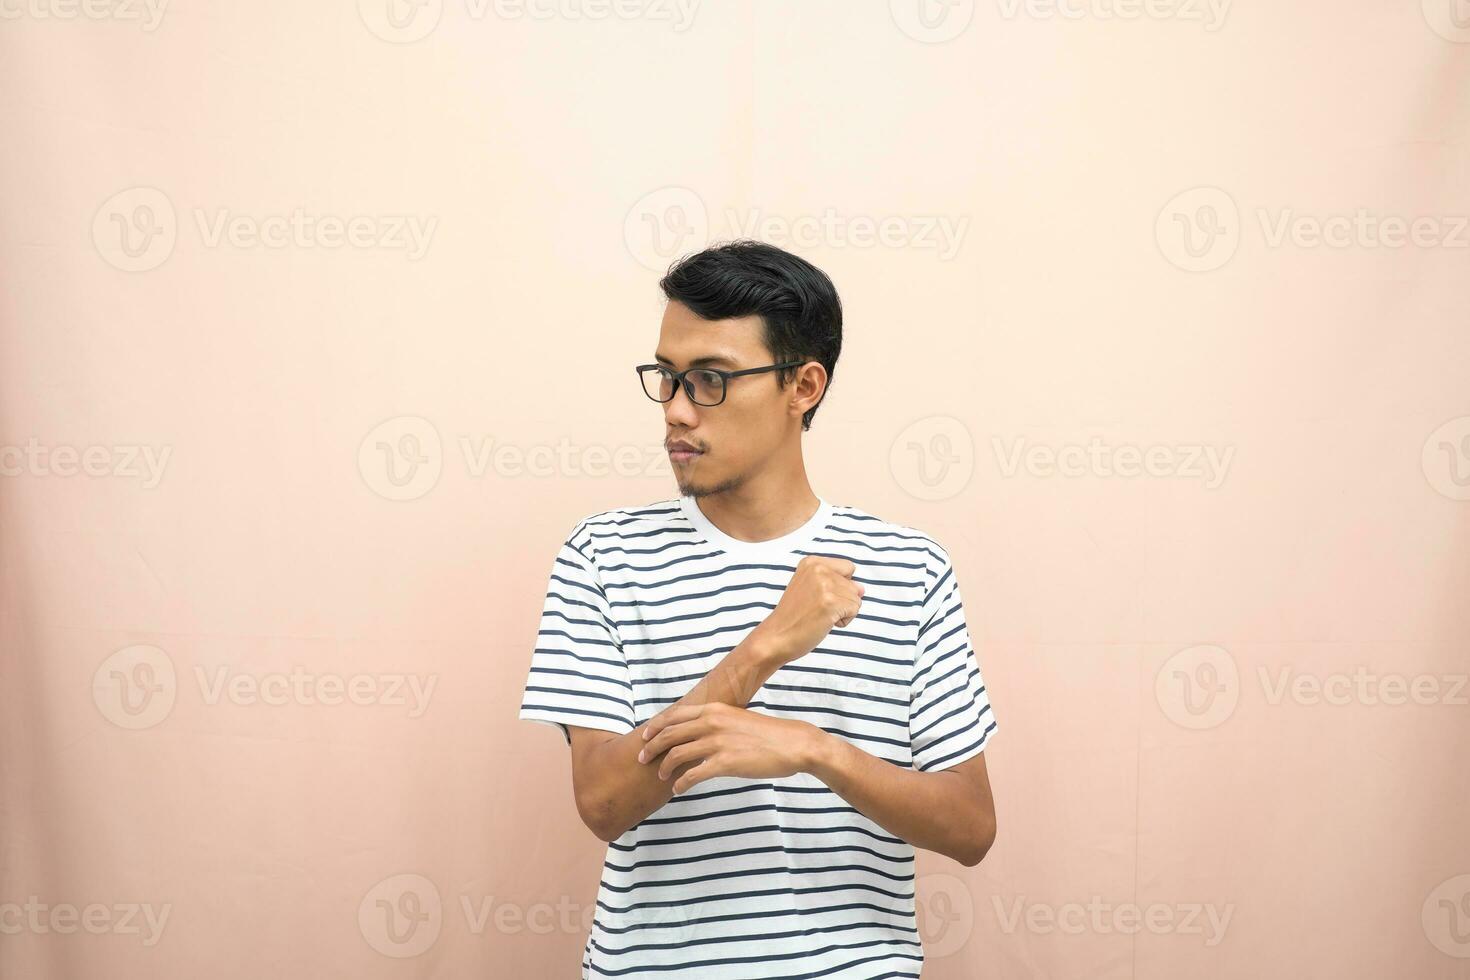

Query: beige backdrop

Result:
[3,1,1469,978]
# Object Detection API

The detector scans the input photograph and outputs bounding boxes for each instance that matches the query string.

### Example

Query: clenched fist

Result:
[751,555,865,665]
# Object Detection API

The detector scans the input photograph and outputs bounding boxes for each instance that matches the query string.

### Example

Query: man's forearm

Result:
[575,630,785,840]
[804,733,995,866]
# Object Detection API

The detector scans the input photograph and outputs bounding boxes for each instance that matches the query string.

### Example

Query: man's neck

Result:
[687,484,821,545]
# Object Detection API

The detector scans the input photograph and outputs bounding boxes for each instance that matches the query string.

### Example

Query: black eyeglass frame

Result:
[634,360,808,407]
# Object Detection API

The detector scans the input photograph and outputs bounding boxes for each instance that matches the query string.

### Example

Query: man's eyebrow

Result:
[653,353,740,368]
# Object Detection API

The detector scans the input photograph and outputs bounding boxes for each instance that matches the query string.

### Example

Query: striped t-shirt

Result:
[518,494,997,979]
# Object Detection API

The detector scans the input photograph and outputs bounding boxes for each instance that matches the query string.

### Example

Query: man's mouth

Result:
[667,443,703,463]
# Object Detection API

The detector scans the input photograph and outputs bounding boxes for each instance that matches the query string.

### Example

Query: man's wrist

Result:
[737,627,791,670]
[800,725,848,784]
[706,631,788,706]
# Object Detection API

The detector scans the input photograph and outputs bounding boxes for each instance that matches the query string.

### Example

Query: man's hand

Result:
[635,700,997,866]
[637,702,823,794]
[561,630,789,841]
[560,555,863,841]
[757,555,865,663]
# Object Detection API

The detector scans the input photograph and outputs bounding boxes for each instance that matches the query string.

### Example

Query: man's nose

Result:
[661,381,700,426]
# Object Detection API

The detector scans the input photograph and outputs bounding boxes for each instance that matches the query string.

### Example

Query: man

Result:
[518,240,998,978]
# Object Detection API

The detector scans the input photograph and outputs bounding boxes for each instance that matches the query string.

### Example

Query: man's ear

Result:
[790,362,828,418]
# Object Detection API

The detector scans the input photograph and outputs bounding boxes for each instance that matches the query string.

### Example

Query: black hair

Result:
[658,239,842,431]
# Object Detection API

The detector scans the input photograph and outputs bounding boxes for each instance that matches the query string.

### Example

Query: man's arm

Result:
[564,554,866,842]
[809,729,996,866]
[639,703,997,865]
[564,628,786,842]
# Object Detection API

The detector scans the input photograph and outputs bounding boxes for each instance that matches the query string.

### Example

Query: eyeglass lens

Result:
[644,368,725,406]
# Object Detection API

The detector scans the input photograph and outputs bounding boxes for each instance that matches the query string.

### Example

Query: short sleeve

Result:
[517,535,635,744]
[909,546,997,771]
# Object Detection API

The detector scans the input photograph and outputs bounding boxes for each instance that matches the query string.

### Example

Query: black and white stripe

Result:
[519,495,996,979]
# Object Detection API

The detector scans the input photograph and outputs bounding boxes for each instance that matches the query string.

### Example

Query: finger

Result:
[672,758,719,794]
[638,719,706,763]
[641,703,702,741]
[641,707,683,741]
[658,740,709,781]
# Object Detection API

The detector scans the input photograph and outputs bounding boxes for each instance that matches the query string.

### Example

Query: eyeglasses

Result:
[635,360,806,407]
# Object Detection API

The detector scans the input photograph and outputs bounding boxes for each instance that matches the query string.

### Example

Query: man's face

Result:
[653,301,796,498]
